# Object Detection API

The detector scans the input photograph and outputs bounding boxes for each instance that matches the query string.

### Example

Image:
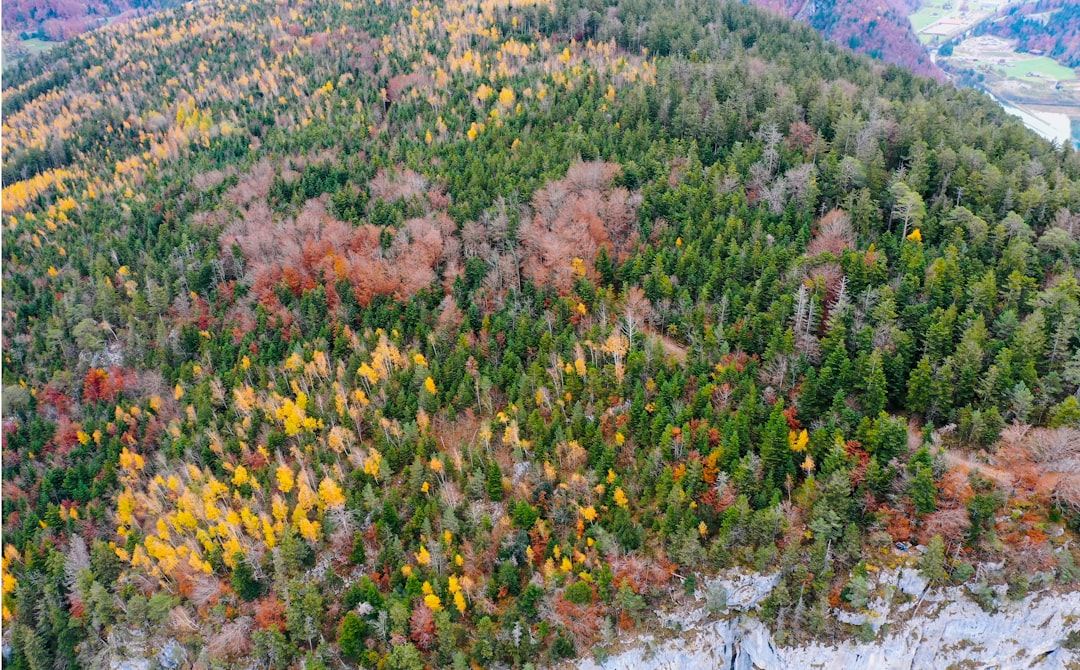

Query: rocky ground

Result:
[574,561,1080,670]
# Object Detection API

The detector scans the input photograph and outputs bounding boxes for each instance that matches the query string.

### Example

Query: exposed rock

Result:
[896,568,926,597]
[575,569,1080,670]
[156,640,185,669]
[714,571,781,612]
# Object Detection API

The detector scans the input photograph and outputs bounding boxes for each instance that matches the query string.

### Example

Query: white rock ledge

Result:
[574,570,1080,670]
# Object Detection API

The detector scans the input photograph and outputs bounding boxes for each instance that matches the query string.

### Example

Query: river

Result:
[986,91,1078,148]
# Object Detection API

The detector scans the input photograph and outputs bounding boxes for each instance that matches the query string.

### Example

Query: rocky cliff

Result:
[576,566,1080,670]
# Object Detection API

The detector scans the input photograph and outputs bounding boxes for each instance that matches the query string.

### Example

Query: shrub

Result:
[564,580,593,605]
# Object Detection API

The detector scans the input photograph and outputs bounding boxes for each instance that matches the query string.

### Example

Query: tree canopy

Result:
[3,0,1080,666]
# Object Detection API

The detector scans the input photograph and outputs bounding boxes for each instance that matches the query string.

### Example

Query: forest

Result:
[970,0,1080,68]
[2,0,184,43]
[751,0,943,80]
[2,0,1080,667]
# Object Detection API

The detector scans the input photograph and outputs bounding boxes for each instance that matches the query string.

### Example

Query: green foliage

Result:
[1057,548,1078,584]
[386,643,425,670]
[2,0,1077,663]
[969,581,997,613]
[844,572,870,609]
[511,501,540,530]
[760,401,795,498]
[147,593,178,624]
[1063,629,1080,650]
[253,629,296,670]
[231,553,264,601]
[1050,396,1080,428]
[967,490,1006,544]
[1006,573,1030,600]
[349,532,368,566]
[551,631,576,660]
[338,612,369,661]
[285,582,324,648]
[951,562,975,584]
[615,583,646,621]
[280,528,316,571]
[486,462,504,502]
[910,467,938,515]
[565,580,594,605]
[918,535,948,586]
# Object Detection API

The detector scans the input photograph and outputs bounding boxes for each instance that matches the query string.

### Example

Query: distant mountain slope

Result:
[2,0,183,42]
[972,0,1080,68]
[752,0,944,79]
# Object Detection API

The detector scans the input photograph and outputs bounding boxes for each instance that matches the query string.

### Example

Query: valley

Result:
[908,0,1080,147]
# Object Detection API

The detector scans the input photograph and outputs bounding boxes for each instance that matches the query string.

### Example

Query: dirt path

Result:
[654,333,688,363]
[642,326,688,363]
[905,418,1063,495]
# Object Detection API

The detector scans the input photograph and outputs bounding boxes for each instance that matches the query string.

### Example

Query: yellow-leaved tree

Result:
[415,544,431,566]
[318,477,346,511]
[613,487,629,508]
[276,465,295,493]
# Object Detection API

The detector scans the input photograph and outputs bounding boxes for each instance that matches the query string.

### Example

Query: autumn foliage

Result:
[520,161,639,293]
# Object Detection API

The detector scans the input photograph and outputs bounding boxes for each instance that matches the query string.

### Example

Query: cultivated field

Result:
[948,34,1078,84]
[909,0,1013,44]
[940,34,1079,146]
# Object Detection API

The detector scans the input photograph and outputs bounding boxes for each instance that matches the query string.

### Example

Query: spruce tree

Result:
[760,400,795,495]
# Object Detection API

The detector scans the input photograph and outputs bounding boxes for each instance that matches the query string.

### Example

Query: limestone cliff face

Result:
[575,567,1080,670]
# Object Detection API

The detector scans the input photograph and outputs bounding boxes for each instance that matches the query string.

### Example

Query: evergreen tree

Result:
[231,553,264,601]
[760,400,795,496]
[910,467,938,515]
[486,461,504,501]
[862,349,888,418]
[906,356,933,417]
[919,534,948,586]
[339,612,369,661]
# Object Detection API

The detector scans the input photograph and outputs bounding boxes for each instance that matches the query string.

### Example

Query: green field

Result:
[2,38,59,72]
[20,37,60,55]
[1016,55,1078,81]
[909,0,950,33]
[994,55,1078,82]
[916,30,938,46]
[909,0,1014,44]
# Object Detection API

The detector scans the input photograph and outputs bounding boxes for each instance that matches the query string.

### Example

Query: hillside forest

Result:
[752,0,943,79]
[2,0,1080,667]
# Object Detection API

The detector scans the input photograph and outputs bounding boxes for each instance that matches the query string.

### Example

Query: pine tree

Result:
[486,461,504,501]
[760,400,795,495]
[919,534,948,586]
[339,611,369,661]
[906,356,933,418]
[231,553,264,601]
[862,349,887,418]
[349,532,367,566]
[909,467,937,515]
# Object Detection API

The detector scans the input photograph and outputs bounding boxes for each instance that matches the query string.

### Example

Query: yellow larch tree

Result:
[317,477,346,511]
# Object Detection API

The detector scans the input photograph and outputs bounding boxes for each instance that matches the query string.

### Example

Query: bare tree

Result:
[621,287,648,350]
[1052,207,1080,240]
[791,284,819,360]
[206,616,254,659]
[807,209,854,257]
